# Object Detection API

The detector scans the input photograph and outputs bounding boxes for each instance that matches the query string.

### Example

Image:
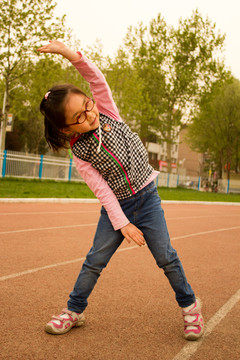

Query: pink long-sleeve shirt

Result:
[70,53,158,230]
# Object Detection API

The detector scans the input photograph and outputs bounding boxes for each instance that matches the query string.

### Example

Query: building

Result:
[177,127,204,177]
[147,141,178,172]
[146,126,204,176]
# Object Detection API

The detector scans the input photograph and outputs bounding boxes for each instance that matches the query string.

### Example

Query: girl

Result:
[38,40,204,340]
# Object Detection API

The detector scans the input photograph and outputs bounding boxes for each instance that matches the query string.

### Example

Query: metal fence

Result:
[156,172,201,189]
[1,150,240,193]
[0,150,82,182]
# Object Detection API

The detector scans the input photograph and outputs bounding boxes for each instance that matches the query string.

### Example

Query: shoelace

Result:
[51,309,73,322]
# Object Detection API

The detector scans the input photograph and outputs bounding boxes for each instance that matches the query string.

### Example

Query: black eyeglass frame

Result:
[66,98,95,126]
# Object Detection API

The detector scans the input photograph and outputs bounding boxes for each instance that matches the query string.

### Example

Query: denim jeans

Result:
[67,181,196,312]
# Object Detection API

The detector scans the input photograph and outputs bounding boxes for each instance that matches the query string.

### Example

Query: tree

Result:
[0,0,66,152]
[4,36,106,154]
[187,78,240,180]
[7,52,92,154]
[106,48,153,142]
[107,10,228,172]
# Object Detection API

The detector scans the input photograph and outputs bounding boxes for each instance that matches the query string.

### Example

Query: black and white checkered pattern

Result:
[72,113,153,200]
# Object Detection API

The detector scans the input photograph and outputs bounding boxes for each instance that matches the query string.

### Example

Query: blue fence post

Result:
[177,174,179,187]
[39,155,43,179]
[2,150,7,177]
[227,179,230,194]
[167,173,170,187]
[68,158,73,181]
[198,176,201,191]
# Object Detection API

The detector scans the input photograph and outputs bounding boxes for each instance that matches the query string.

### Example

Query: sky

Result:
[54,0,240,79]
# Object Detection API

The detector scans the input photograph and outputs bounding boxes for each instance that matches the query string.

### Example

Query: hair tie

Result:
[45,91,51,100]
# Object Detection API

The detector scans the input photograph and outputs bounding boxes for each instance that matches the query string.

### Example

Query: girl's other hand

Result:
[120,223,145,247]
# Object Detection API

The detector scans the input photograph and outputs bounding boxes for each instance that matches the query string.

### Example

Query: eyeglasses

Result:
[67,98,95,126]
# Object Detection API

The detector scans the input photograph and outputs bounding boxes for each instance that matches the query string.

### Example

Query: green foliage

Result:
[2,6,231,163]
[106,10,228,171]
[0,0,68,151]
[187,78,240,179]
[106,48,153,142]
[7,56,91,153]
[0,0,105,154]
[0,0,66,81]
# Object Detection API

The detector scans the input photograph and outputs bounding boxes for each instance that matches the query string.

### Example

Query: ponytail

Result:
[44,116,70,151]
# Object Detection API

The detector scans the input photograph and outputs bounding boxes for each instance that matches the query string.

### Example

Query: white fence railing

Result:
[0,150,82,182]
[1,150,240,193]
[156,172,200,189]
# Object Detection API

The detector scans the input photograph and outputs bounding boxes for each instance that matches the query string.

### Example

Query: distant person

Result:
[38,40,204,340]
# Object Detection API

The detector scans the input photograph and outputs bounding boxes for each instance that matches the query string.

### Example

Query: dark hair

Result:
[40,84,87,151]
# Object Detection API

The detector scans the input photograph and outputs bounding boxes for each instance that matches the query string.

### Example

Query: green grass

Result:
[0,177,95,198]
[1,177,240,202]
[158,186,240,202]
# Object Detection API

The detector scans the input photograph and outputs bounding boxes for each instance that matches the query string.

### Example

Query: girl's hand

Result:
[37,40,67,55]
[120,223,146,247]
[37,40,81,61]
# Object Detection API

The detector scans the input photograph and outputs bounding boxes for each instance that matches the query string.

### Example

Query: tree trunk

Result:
[140,120,148,148]
[219,150,224,179]
[0,81,9,152]
[235,141,239,174]
[226,151,231,181]
[166,141,172,173]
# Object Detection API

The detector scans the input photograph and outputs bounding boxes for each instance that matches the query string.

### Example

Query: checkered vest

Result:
[71,113,153,200]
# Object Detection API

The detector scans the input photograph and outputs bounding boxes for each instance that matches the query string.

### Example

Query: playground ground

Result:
[0,200,240,360]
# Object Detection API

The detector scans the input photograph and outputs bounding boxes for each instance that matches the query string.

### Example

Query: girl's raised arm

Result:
[38,40,121,121]
[70,55,121,121]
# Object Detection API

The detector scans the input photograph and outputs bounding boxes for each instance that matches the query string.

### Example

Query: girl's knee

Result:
[155,249,179,269]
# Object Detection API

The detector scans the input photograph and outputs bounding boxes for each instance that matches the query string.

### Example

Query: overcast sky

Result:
[54,0,240,79]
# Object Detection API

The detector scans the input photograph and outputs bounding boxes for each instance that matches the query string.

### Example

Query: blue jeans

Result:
[67,181,195,312]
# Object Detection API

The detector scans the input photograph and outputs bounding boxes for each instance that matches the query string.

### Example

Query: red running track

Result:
[0,201,240,360]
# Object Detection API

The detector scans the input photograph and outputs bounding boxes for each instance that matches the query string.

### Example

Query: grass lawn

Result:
[157,186,240,202]
[0,177,95,198]
[1,177,240,202]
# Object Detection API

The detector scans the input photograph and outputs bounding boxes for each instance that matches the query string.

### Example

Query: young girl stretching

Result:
[38,40,204,340]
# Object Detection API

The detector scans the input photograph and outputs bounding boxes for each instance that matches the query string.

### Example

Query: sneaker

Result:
[182,298,204,340]
[45,308,85,335]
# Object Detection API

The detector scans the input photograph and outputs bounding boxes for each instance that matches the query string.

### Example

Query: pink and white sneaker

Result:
[45,308,85,335]
[182,298,204,340]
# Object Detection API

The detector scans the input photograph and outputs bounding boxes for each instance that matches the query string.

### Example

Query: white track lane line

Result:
[0,210,99,216]
[0,246,137,281]
[0,223,97,234]
[1,225,240,281]
[0,224,240,236]
[167,214,240,220]
[170,226,240,240]
[172,289,240,360]
[0,212,239,220]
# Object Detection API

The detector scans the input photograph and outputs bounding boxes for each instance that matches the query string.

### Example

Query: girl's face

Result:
[63,93,100,133]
